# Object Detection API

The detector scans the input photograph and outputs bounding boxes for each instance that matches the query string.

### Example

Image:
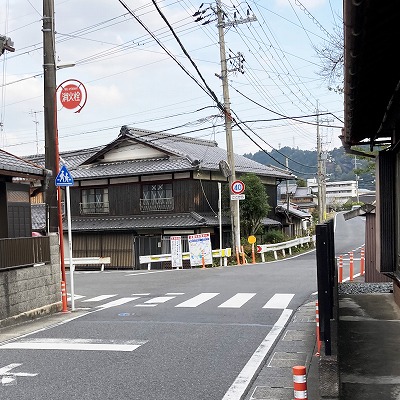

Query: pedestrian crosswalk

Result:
[68,292,295,311]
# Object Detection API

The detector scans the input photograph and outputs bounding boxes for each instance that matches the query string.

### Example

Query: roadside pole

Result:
[55,164,75,311]
[65,185,75,311]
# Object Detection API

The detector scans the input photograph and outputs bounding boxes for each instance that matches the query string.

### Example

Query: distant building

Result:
[307,179,358,208]
[278,183,317,213]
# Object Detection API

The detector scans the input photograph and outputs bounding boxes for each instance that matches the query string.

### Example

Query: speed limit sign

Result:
[231,180,245,194]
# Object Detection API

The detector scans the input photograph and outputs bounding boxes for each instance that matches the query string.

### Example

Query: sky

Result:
[0,0,343,159]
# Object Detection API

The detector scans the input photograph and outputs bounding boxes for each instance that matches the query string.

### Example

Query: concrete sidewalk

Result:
[338,287,400,400]
[243,293,320,400]
[244,277,399,400]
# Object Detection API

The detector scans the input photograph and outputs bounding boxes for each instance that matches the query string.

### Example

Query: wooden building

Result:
[343,1,400,303]
[29,126,293,269]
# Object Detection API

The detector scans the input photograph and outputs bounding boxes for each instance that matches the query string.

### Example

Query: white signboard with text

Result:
[188,233,213,267]
[170,236,183,269]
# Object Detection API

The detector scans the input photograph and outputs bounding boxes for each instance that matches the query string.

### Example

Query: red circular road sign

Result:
[60,84,82,109]
[231,180,245,194]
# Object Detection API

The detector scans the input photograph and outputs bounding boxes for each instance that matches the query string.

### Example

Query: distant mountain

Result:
[243,146,375,190]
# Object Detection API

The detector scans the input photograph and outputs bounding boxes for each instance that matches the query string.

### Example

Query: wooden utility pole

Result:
[43,0,57,233]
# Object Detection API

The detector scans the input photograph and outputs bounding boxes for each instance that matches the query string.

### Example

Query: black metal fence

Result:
[316,219,337,356]
[0,236,51,270]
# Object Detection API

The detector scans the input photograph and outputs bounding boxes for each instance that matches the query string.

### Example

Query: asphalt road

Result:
[0,214,365,400]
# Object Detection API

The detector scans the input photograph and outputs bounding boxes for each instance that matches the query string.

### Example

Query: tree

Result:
[313,25,344,93]
[239,173,271,237]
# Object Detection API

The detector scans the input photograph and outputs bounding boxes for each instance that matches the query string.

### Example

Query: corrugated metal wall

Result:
[73,232,134,269]
[365,213,392,283]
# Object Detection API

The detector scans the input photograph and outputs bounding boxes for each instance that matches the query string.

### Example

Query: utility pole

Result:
[285,156,291,236]
[216,0,239,252]
[316,106,326,222]
[215,0,256,252]
[43,0,58,233]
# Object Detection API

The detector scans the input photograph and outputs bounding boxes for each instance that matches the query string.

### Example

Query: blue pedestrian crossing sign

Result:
[55,165,74,186]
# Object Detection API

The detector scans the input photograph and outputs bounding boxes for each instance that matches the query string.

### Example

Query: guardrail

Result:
[139,248,231,270]
[256,235,316,261]
[64,256,111,271]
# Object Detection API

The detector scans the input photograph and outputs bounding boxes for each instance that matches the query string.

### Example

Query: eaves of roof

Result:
[0,149,48,178]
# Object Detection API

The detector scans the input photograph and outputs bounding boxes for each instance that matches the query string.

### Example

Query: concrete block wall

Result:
[0,233,62,328]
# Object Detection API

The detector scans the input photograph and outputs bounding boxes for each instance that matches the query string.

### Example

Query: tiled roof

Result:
[25,127,294,181]
[0,149,47,178]
[122,128,293,179]
[25,146,103,170]
[71,157,192,179]
[31,204,281,232]
[32,203,46,230]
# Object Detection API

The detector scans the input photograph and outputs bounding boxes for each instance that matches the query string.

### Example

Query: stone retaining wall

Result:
[0,233,62,328]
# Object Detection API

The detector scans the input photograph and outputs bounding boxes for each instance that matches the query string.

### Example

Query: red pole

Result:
[338,255,343,283]
[360,247,365,275]
[349,251,354,281]
[315,301,321,356]
[293,365,308,400]
[61,280,68,312]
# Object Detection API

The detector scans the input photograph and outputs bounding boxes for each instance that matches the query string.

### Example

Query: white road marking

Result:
[165,292,184,295]
[0,363,38,386]
[263,293,294,309]
[143,296,176,304]
[222,309,293,400]
[175,293,219,307]
[135,304,158,307]
[96,297,139,309]
[67,294,85,301]
[0,339,147,352]
[131,293,150,296]
[82,294,117,302]
[218,293,256,308]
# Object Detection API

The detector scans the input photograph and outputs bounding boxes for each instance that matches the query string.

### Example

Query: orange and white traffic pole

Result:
[61,280,68,313]
[241,245,246,265]
[293,365,308,400]
[349,251,354,281]
[201,251,206,269]
[251,243,256,264]
[338,255,343,283]
[315,301,321,356]
[236,246,241,265]
[360,247,365,275]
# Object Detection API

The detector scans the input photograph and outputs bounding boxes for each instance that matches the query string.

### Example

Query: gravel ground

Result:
[339,282,393,294]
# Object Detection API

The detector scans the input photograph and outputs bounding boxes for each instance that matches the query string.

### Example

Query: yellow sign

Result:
[248,235,256,244]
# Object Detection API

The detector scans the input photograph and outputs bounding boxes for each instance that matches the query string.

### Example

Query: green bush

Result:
[264,229,286,244]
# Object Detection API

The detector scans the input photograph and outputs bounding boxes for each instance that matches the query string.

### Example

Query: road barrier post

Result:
[315,301,321,356]
[61,281,68,313]
[360,247,365,275]
[338,255,343,283]
[293,365,308,400]
[349,251,354,281]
